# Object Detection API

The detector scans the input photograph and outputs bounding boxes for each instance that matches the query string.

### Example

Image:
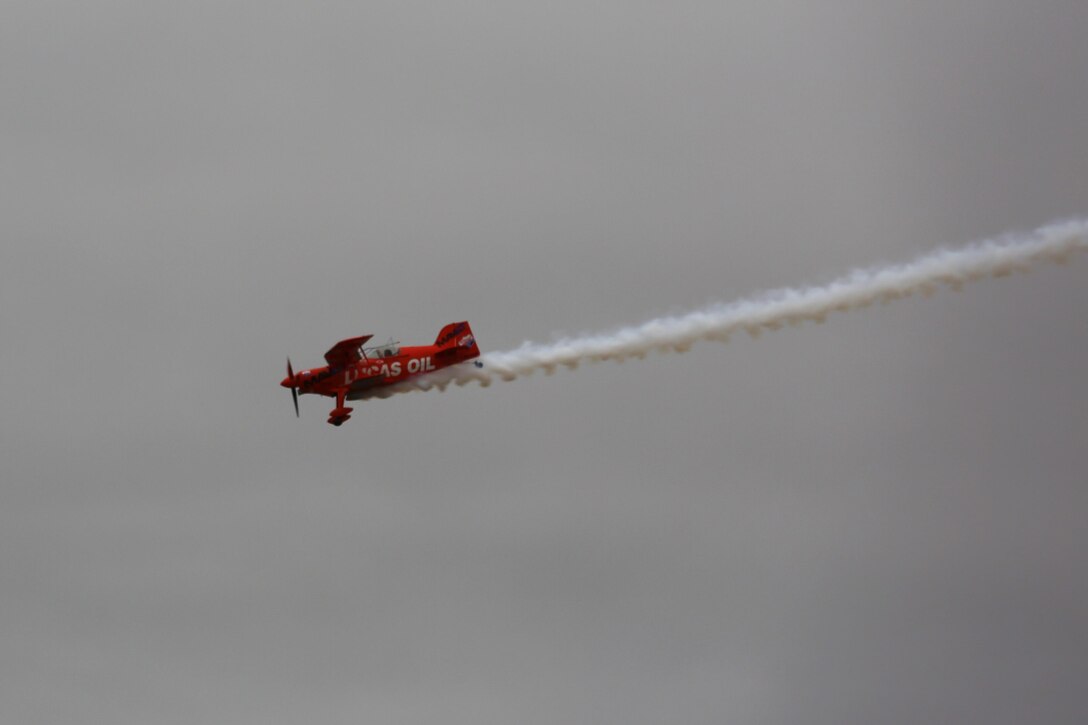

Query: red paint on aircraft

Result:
[281,321,481,426]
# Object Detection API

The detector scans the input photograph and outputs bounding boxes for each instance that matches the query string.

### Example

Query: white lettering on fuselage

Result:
[343,357,432,385]
[407,356,436,374]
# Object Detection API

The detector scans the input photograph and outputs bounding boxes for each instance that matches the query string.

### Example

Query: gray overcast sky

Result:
[2,2,1087,723]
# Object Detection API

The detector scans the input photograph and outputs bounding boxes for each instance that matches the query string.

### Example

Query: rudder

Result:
[434,321,478,353]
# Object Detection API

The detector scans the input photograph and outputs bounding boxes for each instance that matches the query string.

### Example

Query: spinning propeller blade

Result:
[287,357,299,417]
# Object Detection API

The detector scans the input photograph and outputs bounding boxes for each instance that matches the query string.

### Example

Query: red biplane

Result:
[281,321,482,425]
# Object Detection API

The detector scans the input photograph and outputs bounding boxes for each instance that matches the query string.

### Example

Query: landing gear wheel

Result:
[327,404,353,426]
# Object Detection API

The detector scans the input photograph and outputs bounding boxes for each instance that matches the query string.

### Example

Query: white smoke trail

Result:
[365,218,1088,400]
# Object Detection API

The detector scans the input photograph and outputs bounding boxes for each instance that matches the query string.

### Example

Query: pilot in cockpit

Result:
[367,339,400,358]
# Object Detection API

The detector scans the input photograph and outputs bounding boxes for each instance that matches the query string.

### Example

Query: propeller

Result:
[287,357,299,417]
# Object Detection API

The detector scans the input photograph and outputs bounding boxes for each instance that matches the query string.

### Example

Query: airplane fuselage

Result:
[287,346,450,397]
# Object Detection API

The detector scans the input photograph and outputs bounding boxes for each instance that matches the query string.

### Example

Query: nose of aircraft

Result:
[280,375,294,388]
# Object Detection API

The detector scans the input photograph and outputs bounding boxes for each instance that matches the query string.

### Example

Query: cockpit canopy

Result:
[364,338,401,358]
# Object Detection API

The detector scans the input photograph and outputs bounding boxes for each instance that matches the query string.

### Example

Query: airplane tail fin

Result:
[434,321,479,356]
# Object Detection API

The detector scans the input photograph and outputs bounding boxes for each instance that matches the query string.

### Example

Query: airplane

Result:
[281,321,482,426]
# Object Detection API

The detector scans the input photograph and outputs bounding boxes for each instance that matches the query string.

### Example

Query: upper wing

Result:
[324,335,373,368]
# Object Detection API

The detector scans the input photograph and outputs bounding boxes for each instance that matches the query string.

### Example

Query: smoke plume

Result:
[367,218,1088,399]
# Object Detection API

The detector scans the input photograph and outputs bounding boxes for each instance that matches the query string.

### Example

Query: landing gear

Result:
[327,389,353,426]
